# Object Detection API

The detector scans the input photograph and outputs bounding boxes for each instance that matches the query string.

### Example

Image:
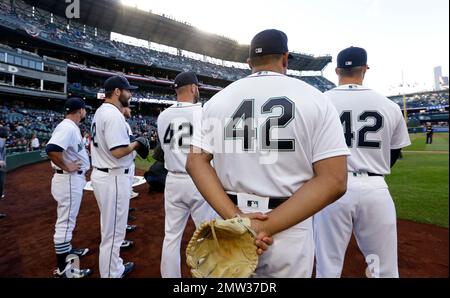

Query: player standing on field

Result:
[186,29,350,278]
[46,98,92,278]
[158,71,217,278]
[90,76,144,278]
[314,47,411,278]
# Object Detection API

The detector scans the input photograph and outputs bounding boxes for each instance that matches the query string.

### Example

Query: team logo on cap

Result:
[255,48,263,54]
[345,61,353,66]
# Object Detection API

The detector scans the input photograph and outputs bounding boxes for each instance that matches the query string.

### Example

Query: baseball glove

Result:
[186,216,258,278]
[135,137,150,159]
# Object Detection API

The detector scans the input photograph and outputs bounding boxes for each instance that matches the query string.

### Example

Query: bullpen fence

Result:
[5,150,49,172]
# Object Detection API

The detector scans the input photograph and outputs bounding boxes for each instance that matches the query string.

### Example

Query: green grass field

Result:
[387,133,449,227]
[136,133,449,227]
[406,133,449,152]
[135,154,155,172]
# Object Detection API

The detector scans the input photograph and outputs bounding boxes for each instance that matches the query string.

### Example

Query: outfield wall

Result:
[5,150,49,172]
[409,127,449,133]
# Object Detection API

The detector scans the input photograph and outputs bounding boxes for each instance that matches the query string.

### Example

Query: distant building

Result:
[439,76,449,89]
[433,66,443,91]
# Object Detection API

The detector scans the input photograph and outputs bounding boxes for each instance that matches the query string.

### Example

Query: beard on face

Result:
[119,91,131,108]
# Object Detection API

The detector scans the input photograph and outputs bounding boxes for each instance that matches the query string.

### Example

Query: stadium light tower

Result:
[401,70,408,121]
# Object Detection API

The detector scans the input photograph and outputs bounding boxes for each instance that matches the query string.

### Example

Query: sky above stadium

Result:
[122,0,449,95]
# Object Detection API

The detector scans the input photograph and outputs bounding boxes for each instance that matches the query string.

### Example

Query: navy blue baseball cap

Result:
[65,97,86,113]
[337,47,369,69]
[174,71,199,89]
[103,75,138,92]
[249,29,293,59]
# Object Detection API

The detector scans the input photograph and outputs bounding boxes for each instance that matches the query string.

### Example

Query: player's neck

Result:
[66,115,80,126]
[252,65,285,75]
[104,98,124,111]
[177,97,195,104]
[339,77,364,86]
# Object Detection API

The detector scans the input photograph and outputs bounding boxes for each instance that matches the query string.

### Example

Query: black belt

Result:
[228,194,288,210]
[368,172,383,177]
[55,170,84,175]
[351,172,384,177]
[96,168,130,174]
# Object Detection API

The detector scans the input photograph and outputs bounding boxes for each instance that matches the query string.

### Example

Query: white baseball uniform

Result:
[90,103,134,278]
[314,84,411,278]
[191,71,350,278]
[48,119,90,255]
[158,101,217,278]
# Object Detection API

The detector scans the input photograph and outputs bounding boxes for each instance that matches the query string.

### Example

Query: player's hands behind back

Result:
[238,211,274,255]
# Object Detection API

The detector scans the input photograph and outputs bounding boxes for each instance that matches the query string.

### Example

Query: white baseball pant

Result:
[160,172,217,278]
[92,168,132,278]
[52,172,86,252]
[314,174,399,278]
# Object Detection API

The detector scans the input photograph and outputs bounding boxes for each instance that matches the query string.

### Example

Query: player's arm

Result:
[390,107,411,168]
[251,156,348,237]
[390,149,402,168]
[105,116,142,159]
[186,147,271,253]
[46,144,81,172]
[186,147,242,219]
[110,142,140,159]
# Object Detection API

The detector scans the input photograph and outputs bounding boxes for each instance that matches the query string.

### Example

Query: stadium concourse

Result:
[0,0,448,278]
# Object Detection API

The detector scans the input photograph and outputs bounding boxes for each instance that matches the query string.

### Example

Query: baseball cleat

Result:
[121,240,134,250]
[70,248,90,257]
[0,213,6,219]
[129,207,137,213]
[53,267,92,278]
[0,194,5,200]
[126,225,137,233]
[121,262,135,278]
[131,191,139,199]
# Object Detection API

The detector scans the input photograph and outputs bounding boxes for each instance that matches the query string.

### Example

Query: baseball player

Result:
[426,123,434,144]
[158,71,217,278]
[123,106,137,237]
[186,29,350,278]
[90,76,147,278]
[314,47,411,278]
[123,107,140,200]
[46,98,92,278]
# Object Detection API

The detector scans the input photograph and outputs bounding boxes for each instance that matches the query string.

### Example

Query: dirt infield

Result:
[0,161,448,278]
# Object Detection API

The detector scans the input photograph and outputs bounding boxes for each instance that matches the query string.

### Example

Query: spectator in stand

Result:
[30,134,40,151]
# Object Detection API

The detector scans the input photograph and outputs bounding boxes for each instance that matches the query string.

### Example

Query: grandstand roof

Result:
[25,0,331,71]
